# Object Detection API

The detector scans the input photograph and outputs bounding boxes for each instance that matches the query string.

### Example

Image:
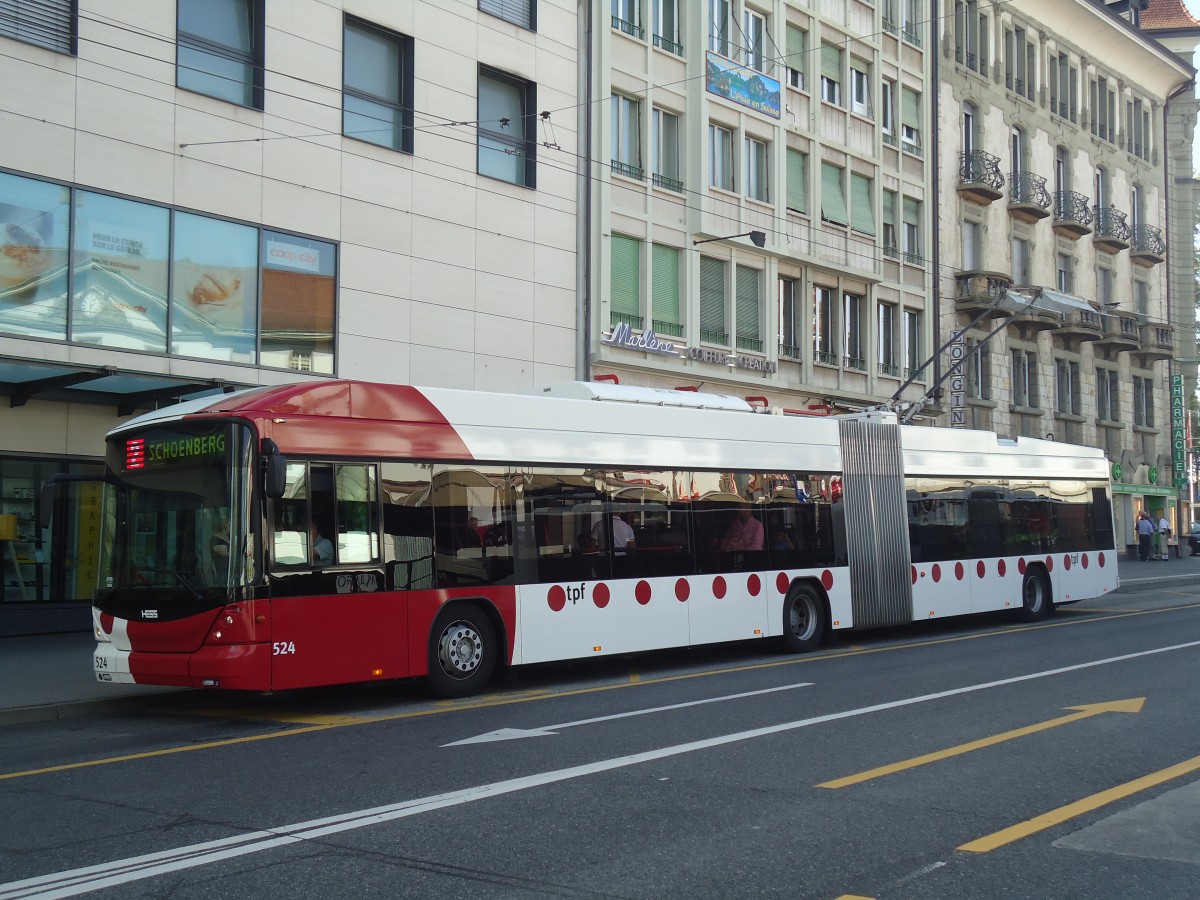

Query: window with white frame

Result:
[785,25,806,90]
[744,136,769,202]
[902,0,921,44]
[653,0,681,54]
[1055,253,1073,293]
[820,44,842,105]
[1056,358,1080,415]
[882,190,898,255]
[612,0,641,37]
[902,196,922,263]
[1096,366,1119,421]
[843,292,864,369]
[903,308,922,377]
[699,256,728,344]
[709,123,734,190]
[611,94,643,179]
[478,66,536,187]
[743,7,766,72]
[652,107,682,191]
[735,265,763,351]
[1011,348,1038,408]
[881,79,896,142]
[479,0,534,30]
[709,0,731,56]
[814,286,836,364]
[878,302,897,375]
[1,0,75,53]
[900,87,921,154]
[850,60,871,116]
[779,277,802,358]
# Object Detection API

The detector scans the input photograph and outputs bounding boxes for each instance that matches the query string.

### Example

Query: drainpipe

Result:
[576,0,593,381]
[928,0,942,413]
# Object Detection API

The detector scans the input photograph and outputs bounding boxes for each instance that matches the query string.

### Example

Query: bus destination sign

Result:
[126,433,226,471]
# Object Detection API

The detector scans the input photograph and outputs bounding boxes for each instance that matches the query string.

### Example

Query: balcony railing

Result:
[700,329,728,345]
[737,336,764,353]
[611,312,643,330]
[652,172,684,193]
[652,33,682,55]
[1009,171,1051,220]
[878,362,900,377]
[612,16,644,40]
[882,17,899,36]
[882,131,898,148]
[814,349,838,366]
[1053,190,1093,236]
[779,343,803,361]
[1131,224,1165,256]
[958,151,1005,203]
[845,355,866,371]
[903,251,925,266]
[902,22,922,47]
[611,159,645,181]
[1093,206,1131,251]
[652,319,683,337]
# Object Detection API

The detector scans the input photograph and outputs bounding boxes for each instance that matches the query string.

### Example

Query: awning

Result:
[1002,289,1096,316]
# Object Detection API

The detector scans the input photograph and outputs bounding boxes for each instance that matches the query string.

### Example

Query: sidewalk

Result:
[3,551,1199,725]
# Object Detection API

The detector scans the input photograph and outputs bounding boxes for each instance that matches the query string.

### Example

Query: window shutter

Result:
[882,190,896,227]
[610,234,641,317]
[903,196,920,226]
[786,149,808,213]
[786,26,806,70]
[821,163,848,226]
[901,87,920,129]
[699,257,726,333]
[821,44,840,81]
[651,244,680,328]
[735,266,760,340]
[850,173,875,235]
[0,0,75,53]
[479,0,533,30]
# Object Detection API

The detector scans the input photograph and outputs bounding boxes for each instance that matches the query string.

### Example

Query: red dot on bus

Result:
[1018,558,1027,574]
[1081,553,1089,569]
[932,563,941,583]
[776,572,789,594]
[1063,555,1071,571]
[997,559,1007,577]
[675,579,690,602]
[593,583,611,609]
[747,574,762,595]
[99,612,115,634]
[1098,552,1106,567]
[821,570,834,591]
[911,565,917,584]
[635,581,652,605]
[548,586,566,612]
[1045,556,1054,573]
[977,560,986,579]
[955,562,964,581]
[713,576,727,599]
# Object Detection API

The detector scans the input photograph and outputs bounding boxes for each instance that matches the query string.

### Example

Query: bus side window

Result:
[380,463,434,590]
[335,464,378,564]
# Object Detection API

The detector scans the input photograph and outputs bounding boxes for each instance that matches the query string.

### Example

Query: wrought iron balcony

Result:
[1130,224,1165,267]
[1137,321,1174,364]
[1094,313,1140,353]
[1052,190,1092,239]
[1056,309,1104,345]
[954,270,1011,319]
[612,16,645,40]
[611,159,645,181]
[1093,207,1131,253]
[1008,171,1051,222]
[957,151,1005,205]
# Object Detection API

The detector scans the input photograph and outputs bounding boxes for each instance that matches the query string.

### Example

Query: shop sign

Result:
[1171,375,1186,489]
[603,322,679,357]
[1112,462,1122,482]
[948,330,966,428]
[705,51,781,119]
[686,346,778,374]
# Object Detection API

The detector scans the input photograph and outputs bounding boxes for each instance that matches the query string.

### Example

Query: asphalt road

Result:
[1,587,1198,899]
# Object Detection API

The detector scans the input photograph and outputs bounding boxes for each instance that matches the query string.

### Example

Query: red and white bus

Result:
[80,380,1117,696]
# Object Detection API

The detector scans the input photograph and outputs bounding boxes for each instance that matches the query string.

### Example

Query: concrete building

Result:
[0,0,578,632]
[586,1,935,418]
[935,0,1195,551]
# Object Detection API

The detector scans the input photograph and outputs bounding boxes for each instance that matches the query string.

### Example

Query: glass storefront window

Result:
[171,212,259,363]
[261,231,335,373]
[0,172,70,340]
[72,191,170,352]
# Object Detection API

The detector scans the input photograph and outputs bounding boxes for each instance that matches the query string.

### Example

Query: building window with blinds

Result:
[609,234,642,329]
[0,0,75,54]
[882,190,898,257]
[651,244,682,336]
[786,149,808,215]
[699,256,728,345]
[900,87,922,155]
[785,25,806,90]
[735,266,762,352]
[479,0,534,31]
[850,61,872,117]
[902,196,923,265]
[821,163,848,226]
[850,174,875,236]
[813,285,836,366]
[820,44,842,105]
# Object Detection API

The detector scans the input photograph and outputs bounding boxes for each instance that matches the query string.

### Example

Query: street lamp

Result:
[692,230,767,248]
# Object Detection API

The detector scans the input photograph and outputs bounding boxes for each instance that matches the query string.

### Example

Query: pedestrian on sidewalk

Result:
[1136,512,1154,561]
[1158,514,1171,561]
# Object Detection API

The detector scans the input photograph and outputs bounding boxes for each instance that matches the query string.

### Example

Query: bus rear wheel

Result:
[1018,568,1052,622]
[428,606,497,698]
[782,584,826,653]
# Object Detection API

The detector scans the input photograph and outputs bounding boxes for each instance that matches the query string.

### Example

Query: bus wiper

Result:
[173,570,202,602]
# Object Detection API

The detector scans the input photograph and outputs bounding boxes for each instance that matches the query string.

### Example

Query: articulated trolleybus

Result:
[87,380,1117,696]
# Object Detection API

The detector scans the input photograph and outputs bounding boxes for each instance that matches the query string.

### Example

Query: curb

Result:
[1114,571,1200,594]
[0,690,194,727]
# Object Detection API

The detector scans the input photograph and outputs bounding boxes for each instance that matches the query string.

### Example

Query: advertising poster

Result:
[0,172,70,339]
[171,213,259,363]
[260,232,336,373]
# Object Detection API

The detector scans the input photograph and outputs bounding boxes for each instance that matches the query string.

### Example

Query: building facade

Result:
[587,0,936,417]
[0,0,578,633]
[936,0,1195,551]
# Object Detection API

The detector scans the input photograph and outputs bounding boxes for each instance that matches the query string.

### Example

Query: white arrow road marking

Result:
[4,640,1197,899]
[441,682,816,746]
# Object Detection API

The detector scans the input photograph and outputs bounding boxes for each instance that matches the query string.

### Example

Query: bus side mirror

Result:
[262,438,287,499]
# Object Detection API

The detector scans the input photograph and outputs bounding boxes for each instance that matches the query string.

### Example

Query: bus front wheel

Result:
[428,606,497,698]
[782,584,826,653]
[1018,568,1052,622]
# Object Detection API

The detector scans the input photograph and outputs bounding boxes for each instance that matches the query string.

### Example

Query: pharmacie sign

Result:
[1171,374,1186,489]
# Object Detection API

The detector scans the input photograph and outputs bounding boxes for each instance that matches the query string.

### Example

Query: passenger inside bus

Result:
[310,520,334,567]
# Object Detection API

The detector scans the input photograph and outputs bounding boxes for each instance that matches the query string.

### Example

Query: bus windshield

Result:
[98,421,257,613]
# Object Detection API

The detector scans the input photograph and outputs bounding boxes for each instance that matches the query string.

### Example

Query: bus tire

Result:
[428,605,497,698]
[781,583,826,653]
[1018,567,1052,622]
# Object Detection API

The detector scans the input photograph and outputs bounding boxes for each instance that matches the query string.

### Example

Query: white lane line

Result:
[441,681,816,746]
[4,640,1198,900]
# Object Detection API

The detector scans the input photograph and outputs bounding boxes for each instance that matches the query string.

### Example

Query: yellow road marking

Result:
[818,698,1145,789]
[959,753,1200,853]
[2,602,1196,781]
[191,710,371,726]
